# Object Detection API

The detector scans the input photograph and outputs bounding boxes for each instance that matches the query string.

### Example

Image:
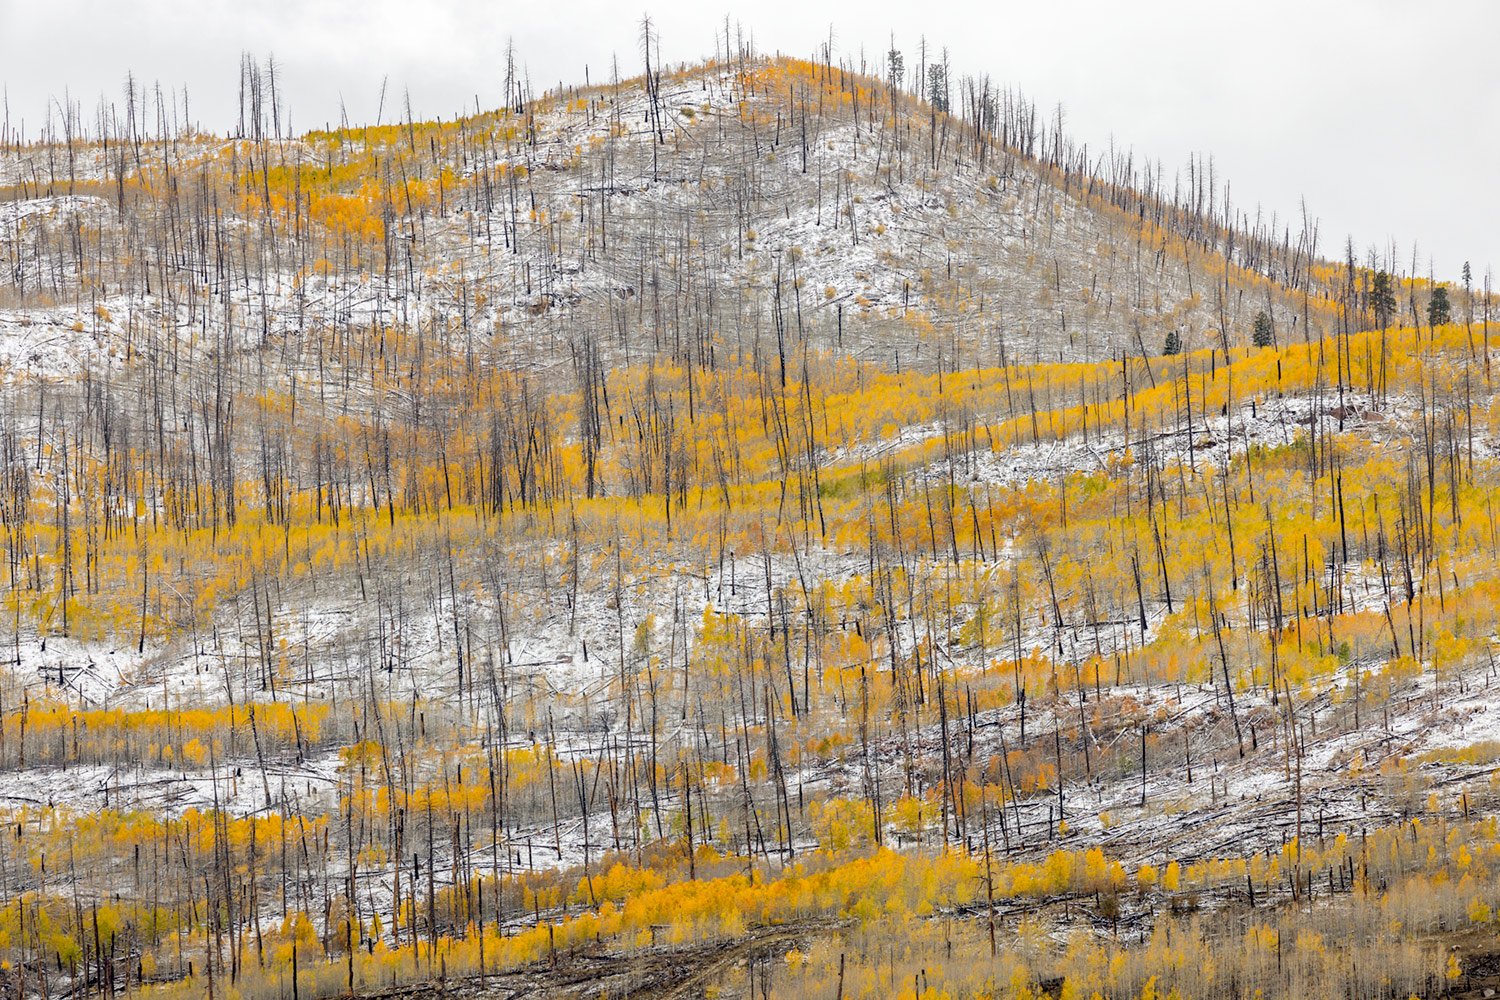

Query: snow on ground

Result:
[0,755,344,818]
[0,193,113,227]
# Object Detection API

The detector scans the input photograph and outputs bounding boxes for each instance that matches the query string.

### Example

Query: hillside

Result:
[0,49,1497,1000]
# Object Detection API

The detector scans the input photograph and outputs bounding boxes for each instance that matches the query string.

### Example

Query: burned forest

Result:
[1,26,1499,1000]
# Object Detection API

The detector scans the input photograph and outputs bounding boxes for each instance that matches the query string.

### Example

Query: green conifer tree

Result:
[1371,271,1397,328]
[1428,286,1452,327]
[1252,311,1274,348]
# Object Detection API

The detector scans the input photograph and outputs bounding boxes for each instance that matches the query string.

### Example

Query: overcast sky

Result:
[2,0,1495,280]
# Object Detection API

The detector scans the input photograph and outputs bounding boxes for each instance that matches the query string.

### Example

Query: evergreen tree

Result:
[1163,329,1182,356]
[1252,310,1274,348]
[927,63,949,113]
[1428,286,1452,326]
[1371,270,1397,328]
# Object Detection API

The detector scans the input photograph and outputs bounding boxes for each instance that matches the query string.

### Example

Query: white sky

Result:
[2,0,1495,281]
